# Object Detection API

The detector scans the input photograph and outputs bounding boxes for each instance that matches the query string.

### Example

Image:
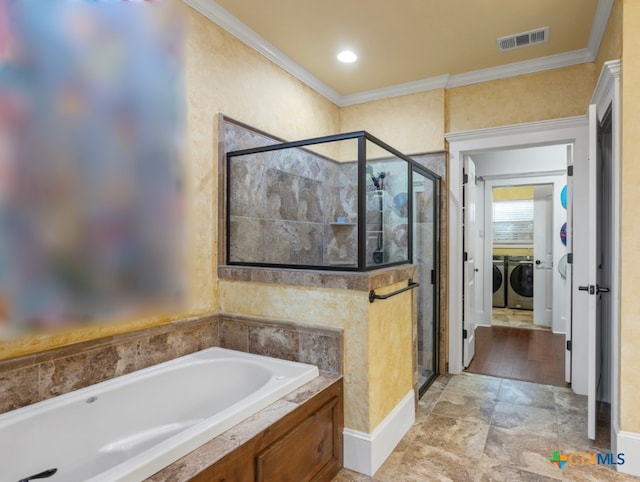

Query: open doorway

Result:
[491,184,554,332]
[447,80,621,448]
[461,146,570,387]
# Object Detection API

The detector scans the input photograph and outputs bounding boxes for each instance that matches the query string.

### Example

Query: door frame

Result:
[590,60,621,452]
[482,175,566,332]
[411,163,441,396]
[446,116,589,378]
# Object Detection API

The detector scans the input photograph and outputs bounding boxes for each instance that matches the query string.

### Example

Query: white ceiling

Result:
[185,0,613,106]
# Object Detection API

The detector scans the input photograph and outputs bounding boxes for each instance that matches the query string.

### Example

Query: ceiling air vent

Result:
[497,27,549,52]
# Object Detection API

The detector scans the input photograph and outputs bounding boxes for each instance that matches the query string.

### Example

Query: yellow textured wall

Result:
[620,0,640,434]
[219,278,414,433]
[596,0,622,74]
[492,186,534,201]
[219,280,371,432]
[340,90,446,154]
[0,6,340,360]
[367,282,413,429]
[445,64,597,132]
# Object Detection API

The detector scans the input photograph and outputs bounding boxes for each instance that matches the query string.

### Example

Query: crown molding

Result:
[446,48,594,89]
[185,0,614,106]
[588,0,615,55]
[183,0,343,105]
[591,59,621,119]
[445,116,587,144]
[339,75,450,106]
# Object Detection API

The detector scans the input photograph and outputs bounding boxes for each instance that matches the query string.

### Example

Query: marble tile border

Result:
[0,314,219,415]
[218,313,343,375]
[0,312,343,415]
[218,264,417,292]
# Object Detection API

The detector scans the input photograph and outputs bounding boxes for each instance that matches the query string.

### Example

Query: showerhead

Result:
[368,168,385,190]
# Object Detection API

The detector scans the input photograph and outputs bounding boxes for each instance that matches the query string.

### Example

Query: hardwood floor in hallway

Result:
[465,325,567,387]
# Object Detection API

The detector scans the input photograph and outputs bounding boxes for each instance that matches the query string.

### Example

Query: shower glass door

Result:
[412,167,439,396]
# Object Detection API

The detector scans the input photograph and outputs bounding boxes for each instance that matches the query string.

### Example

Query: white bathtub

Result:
[1,347,319,482]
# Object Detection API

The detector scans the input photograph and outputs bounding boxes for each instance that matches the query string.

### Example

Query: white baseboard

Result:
[616,427,640,476]
[343,390,415,476]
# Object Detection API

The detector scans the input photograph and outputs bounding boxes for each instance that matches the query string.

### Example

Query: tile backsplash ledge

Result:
[0,313,342,415]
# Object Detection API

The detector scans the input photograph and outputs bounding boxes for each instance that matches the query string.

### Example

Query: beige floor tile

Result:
[492,402,558,439]
[332,372,629,482]
[497,378,557,409]
[561,461,639,481]
[332,468,374,481]
[443,372,502,400]
[413,412,490,459]
[376,445,481,482]
[477,462,560,481]
[432,390,497,423]
[483,427,562,480]
[553,387,587,414]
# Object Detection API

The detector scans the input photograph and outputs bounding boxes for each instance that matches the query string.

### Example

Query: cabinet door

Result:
[256,398,339,482]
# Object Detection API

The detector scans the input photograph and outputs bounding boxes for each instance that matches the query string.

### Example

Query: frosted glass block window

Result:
[493,200,534,244]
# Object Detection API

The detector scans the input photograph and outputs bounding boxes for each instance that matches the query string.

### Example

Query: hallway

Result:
[466,325,567,387]
[333,373,635,481]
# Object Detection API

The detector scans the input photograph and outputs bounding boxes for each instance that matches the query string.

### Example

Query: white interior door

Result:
[583,104,598,440]
[463,157,477,367]
[565,145,574,384]
[533,186,553,326]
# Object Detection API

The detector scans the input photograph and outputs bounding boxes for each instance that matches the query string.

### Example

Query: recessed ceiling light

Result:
[337,50,358,63]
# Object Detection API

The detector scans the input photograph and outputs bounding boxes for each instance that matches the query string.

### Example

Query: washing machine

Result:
[507,256,534,310]
[492,256,506,308]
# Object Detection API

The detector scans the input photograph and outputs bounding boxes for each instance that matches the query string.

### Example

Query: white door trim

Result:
[590,59,621,456]
[483,175,566,332]
[446,116,588,375]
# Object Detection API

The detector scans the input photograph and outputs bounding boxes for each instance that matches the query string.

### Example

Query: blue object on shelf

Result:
[560,185,567,209]
[392,192,408,217]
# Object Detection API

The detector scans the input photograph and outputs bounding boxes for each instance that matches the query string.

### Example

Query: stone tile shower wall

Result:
[225,122,358,267]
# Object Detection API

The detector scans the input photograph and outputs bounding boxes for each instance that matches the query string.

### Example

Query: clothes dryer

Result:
[507,256,534,310]
[492,256,506,308]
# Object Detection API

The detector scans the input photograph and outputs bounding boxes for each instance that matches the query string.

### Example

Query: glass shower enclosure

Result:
[412,167,440,393]
[226,130,440,393]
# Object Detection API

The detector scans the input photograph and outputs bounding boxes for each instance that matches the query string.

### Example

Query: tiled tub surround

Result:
[2,348,322,482]
[219,314,343,375]
[0,313,342,416]
[0,315,219,415]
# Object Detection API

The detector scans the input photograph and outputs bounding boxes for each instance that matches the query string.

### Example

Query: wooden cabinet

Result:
[192,378,343,482]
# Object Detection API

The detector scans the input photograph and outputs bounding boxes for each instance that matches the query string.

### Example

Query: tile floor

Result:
[492,307,550,331]
[333,372,639,481]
